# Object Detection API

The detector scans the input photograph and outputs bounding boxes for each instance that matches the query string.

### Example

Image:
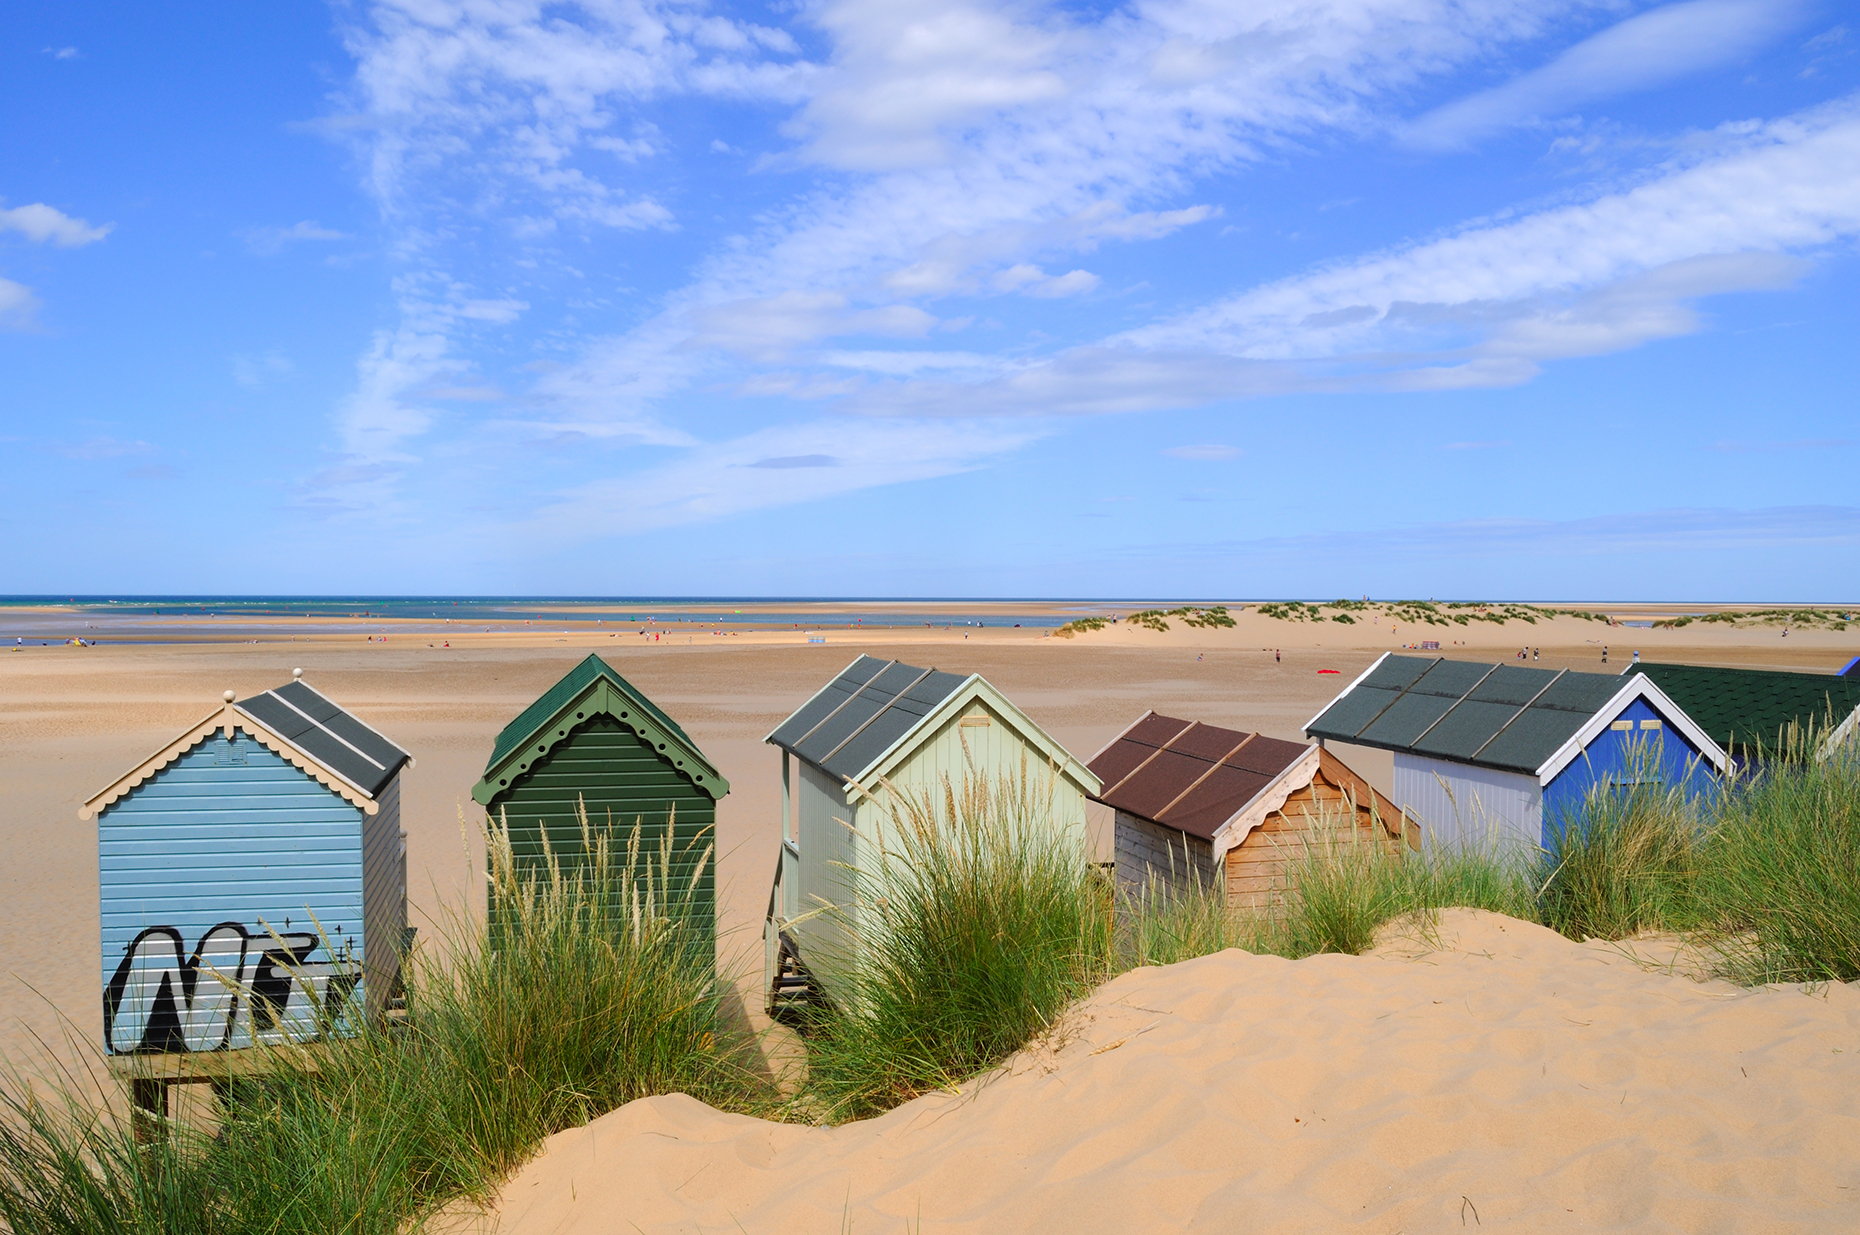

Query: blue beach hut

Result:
[81,671,411,1056]
[1305,653,1728,851]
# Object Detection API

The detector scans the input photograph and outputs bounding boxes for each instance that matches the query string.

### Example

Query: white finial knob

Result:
[293,668,303,679]
[223,690,236,703]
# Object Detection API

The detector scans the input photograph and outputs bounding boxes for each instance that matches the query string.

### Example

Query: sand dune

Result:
[475,911,1860,1234]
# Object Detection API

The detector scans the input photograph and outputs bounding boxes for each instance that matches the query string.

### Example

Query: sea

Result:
[0,596,1146,644]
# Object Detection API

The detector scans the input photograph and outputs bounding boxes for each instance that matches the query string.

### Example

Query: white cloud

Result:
[242,220,351,255]
[1207,504,1860,558]
[525,416,1044,537]
[232,351,295,387]
[1406,0,1812,150]
[1164,444,1241,460]
[0,277,38,328]
[43,46,78,60]
[457,297,529,323]
[1126,99,1860,370]
[56,436,154,461]
[0,202,112,247]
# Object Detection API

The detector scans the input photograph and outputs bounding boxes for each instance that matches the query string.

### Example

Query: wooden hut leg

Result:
[131,1078,166,1142]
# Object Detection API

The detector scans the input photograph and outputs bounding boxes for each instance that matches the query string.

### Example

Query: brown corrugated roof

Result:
[1088,713,1311,839]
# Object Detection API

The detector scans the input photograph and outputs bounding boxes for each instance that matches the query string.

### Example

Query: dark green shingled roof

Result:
[1624,662,1860,757]
[1306,654,1629,775]
[474,655,726,804]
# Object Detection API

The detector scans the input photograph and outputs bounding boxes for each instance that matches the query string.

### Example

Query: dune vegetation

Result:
[0,807,766,1235]
[4,742,1858,1232]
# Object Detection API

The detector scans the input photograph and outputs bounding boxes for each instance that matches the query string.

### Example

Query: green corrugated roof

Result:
[477,655,725,802]
[1624,663,1860,756]
[1307,654,1631,775]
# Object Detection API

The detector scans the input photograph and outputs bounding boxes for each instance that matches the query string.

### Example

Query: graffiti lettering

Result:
[104,921,361,1054]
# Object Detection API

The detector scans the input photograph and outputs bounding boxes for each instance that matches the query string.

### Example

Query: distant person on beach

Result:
[1602,646,1609,664]
[1633,650,1641,663]
[1532,648,1539,661]
[1274,649,1280,663]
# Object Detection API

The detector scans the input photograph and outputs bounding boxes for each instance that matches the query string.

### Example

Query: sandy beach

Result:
[3,602,1857,1229]
[472,910,1860,1234]
[4,605,1855,1076]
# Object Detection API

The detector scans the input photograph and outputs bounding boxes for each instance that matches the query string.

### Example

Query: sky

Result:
[2,0,1857,600]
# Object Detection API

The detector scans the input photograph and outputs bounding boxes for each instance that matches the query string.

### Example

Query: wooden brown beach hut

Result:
[1086,712,1405,910]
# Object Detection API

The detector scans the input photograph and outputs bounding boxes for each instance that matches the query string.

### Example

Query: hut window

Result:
[960,715,992,727]
[1640,719,1662,730]
[214,736,248,766]
[1610,720,1633,731]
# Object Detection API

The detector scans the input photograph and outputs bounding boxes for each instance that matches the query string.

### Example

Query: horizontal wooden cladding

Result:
[1223,767,1401,911]
[490,715,716,952]
[98,737,367,1001]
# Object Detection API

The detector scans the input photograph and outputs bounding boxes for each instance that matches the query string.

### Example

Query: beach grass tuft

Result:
[795,767,1111,1123]
[1697,739,1860,982]
[0,802,764,1234]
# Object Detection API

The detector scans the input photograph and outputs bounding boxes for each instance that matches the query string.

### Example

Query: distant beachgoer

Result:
[1197,653,1203,662]
[1532,648,1539,661]
[1275,649,1280,663]
[1633,650,1641,662]
[1602,646,1609,664]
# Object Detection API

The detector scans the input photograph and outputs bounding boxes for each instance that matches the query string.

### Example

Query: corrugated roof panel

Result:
[1087,713,1310,838]
[1534,674,1621,716]
[771,656,968,781]
[766,655,891,751]
[828,707,936,781]
[1114,748,1210,819]
[236,681,409,798]
[790,661,929,766]
[1476,709,1589,774]
[1356,691,1460,748]
[1226,734,1309,776]
[1305,653,1645,776]
[1161,765,1276,838]
[1170,724,1242,762]
[1628,663,1860,755]
[1464,666,1560,706]
[1306,686,1404,740]
[1412,699,1519,762]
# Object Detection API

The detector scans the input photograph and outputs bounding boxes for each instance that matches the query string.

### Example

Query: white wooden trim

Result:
[81,703,381,820]
[848,675,1103,800]
[1533,676,1729,785]
[1208,743,1321,864]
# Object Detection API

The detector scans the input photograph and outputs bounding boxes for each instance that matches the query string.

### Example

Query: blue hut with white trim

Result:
[1305,653,1727,851]
[82,671,411,1056]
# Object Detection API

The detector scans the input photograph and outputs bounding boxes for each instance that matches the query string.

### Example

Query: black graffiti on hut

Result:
[103,921,361,1054]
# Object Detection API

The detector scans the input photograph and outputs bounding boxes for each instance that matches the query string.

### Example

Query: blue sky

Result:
[2,0,1856,599]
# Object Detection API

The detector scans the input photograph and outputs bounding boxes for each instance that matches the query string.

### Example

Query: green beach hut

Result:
[471,655,728,950]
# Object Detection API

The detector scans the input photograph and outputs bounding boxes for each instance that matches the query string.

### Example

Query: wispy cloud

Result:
[242,220,352,256]
[1164,444,1242,461]
[55,436,154,461]
[1404,0,1812,150]
[42,46,78,60]
[1441,440,1512,450]
[232,351,295,388]
[1711,438,1855,452]
[1207,504,1860,558]
[0,277,39,329]
[0,202,112,247]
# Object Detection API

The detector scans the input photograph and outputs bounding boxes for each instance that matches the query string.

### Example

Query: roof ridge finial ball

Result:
[293,668,303,679]
[223,690,236,703]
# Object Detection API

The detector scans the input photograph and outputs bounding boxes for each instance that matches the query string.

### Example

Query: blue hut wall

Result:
[97,728,367,1054]
[1540,695,1717,841]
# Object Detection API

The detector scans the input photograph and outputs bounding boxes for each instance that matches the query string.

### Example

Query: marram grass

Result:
[794,766,1112,1123]
[0,802,767,1235]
